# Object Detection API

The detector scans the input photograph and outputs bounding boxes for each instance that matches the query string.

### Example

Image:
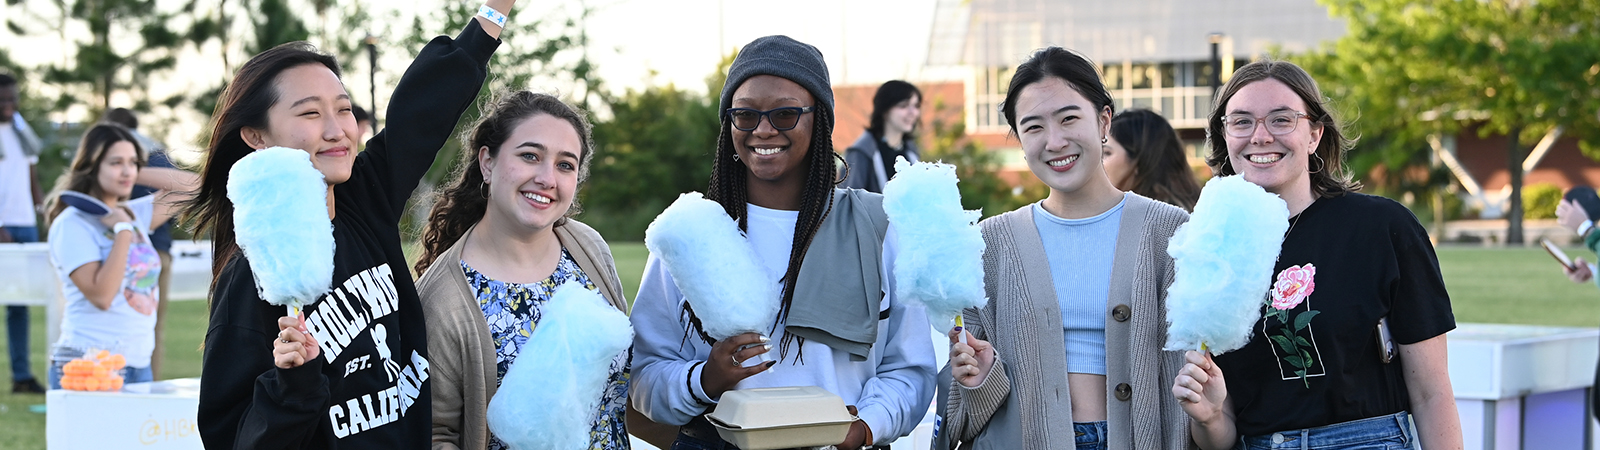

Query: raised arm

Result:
[360,2,508,215]
[136,166,199,228]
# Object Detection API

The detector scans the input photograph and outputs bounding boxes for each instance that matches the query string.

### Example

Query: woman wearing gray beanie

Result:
[629,35,938,449]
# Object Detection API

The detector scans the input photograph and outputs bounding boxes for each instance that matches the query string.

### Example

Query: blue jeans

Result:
[1238,411,1417,450]
[5,225,38,383]
[1075,421,1108,450]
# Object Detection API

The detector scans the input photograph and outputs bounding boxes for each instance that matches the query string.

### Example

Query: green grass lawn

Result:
[0,243,1595,448]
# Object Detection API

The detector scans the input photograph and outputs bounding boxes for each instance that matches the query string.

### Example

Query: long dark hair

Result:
[413,91,596,277]
[1000,47,1114,137]
[1110,109,1201,211]
[697,94,839,355]
[46,123,145,224]
[867,80,921,144]
[1204,59,1359,198]
[185,42,342,283]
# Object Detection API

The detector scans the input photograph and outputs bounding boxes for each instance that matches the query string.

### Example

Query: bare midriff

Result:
[1069,373,1107,422]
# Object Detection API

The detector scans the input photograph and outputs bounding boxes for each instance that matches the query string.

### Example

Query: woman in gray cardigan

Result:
[412,91,673,449]
[937,47,1192,450]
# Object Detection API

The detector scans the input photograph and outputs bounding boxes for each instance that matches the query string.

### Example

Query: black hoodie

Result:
[197,21,497,449]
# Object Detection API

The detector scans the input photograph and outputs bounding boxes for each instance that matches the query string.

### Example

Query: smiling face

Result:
[96,140,140,202]
[885,93,921,137]
[239,63,360,184]
[1015,76,1112,196]
[730,75,815,187]
[479,114,583,233]
[1223,78,1322,199]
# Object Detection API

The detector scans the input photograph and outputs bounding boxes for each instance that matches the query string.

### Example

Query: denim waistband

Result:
[1074,420,1108,450]
[1239,411,1414,450]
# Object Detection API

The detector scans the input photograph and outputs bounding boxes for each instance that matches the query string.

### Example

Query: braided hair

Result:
[690,102,840,358]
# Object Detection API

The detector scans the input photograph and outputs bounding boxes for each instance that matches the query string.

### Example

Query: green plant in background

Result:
[921,99,1043,218]
[1522,183,1561,220]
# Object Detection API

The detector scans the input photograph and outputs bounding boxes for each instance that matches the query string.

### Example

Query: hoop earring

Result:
[1308,152,1326,174]
[480,181,489,198]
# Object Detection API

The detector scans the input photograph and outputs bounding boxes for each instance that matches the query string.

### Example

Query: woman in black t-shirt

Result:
[1169,60,1461,449]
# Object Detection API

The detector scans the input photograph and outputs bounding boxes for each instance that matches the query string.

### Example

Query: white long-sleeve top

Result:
[629,204,937,445]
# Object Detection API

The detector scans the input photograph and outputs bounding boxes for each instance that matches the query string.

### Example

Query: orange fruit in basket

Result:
[91,365,109,378]
[95,350,110,360]
[59,376,76,390]
[107,378,122,391]
[104,354,125,370]
[62,360,84,376]
[83,376,101,391]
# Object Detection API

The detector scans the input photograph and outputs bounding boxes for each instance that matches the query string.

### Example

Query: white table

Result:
[1449,323,1600,449]
[0,241,214,347]
[46,377,204,449]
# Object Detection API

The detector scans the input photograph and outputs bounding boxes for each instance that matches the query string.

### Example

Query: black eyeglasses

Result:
[725,106,814,131]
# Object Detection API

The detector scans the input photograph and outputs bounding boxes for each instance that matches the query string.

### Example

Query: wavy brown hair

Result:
[184,42,342,285]
[45,123,145,224]
[1110,109,1202,211]
[412,91,595,277]
[1204,59,1360,198]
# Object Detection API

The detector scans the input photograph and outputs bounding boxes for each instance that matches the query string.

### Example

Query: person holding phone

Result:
[1556,186,1600,284]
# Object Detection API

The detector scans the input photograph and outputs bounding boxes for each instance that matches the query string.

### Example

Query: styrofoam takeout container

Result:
[704,386,856,450]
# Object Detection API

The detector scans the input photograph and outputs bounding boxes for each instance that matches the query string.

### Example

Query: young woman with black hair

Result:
[191,2,513,448]
[629,36,936,450]
[1104,109,1202,212]
[938,47,1191,450]
[842,80,922,193]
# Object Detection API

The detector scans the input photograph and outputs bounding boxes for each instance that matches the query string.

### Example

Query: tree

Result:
[920,101,1044,219]
[32,0,188,113]
[581,76,721,240]
[1293,0,1600,244]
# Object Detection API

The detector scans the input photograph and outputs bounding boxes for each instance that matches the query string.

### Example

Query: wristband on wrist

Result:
[113,222,136,235]
[476,5,508,28]
[1579,220,1593,238]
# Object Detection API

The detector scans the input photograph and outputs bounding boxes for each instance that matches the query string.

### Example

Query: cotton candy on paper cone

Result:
[1163,176,1288,355]
[881,157,987,328]
[226,147,335,311]
[487,282,632,450]
[644,192,780,340]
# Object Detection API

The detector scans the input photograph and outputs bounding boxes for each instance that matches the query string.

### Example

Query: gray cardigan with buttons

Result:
[937,193,1195,450]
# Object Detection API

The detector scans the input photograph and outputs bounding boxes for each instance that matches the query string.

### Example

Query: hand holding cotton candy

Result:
[644,192,781,341]
[226,147,335,314]
[487,282,632,450]
[881,157,987,340]
[1163,176,1289,355]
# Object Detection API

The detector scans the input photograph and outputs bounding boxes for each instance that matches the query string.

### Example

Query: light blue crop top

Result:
[1031,195,1125,375]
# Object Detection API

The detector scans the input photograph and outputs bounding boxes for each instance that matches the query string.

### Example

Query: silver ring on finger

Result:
[731,354,741,366]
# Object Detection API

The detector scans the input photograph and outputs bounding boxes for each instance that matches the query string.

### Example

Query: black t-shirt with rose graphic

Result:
[1212,192,1455,437]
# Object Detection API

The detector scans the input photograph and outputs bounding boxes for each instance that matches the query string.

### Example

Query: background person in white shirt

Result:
[43,123,196,388]
[0,73,46,394]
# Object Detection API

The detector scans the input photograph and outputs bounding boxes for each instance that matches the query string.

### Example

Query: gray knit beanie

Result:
[719,35,834,116]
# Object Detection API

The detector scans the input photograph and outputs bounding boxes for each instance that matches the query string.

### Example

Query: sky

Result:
[1,0,961,151]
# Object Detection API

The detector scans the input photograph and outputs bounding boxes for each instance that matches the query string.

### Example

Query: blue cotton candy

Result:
[487,281,632,450]
[226,147,334,310]
[881,157,987,327]
[1163,176,1289,355]
[644,192,781,340]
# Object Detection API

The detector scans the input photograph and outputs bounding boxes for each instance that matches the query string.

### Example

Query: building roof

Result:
[928,0,1348,66]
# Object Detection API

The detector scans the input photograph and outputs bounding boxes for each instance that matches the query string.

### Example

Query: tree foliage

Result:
[1291,0,1600,241]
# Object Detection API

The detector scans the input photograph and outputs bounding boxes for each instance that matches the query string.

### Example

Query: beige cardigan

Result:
[418,220,627,450]
[940,194,1195,450]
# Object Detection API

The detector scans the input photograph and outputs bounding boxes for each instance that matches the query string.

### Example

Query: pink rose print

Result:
[1271,264,1316,310]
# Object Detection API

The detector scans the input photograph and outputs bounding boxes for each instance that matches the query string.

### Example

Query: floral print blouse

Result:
[463,249,631,450]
